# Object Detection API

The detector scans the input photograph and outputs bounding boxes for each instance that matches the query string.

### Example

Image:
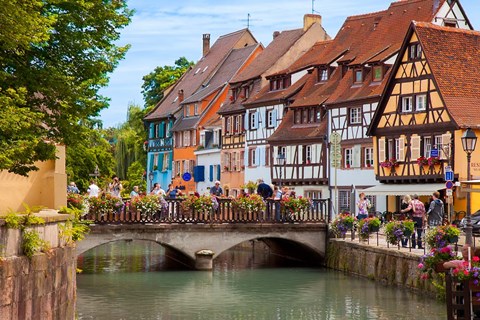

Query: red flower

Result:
[474,256,480,262]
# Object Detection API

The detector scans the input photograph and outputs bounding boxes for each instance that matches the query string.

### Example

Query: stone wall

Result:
[0,211,76,320]
[326,239,435,293]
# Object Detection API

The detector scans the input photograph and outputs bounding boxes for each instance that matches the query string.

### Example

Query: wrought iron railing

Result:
[81,198,330,225]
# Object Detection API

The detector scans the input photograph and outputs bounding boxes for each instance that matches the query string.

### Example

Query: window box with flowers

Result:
[427,156,441,167]
[380,158,399,168]
[417,156,429,166]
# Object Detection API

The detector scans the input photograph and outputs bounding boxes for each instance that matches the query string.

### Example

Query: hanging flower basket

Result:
[380,158,399,168]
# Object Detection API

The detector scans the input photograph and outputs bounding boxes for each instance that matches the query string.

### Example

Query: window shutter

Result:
[398,137,405,161]
[272,109,278,127]
[172,160,175,176]
[158,153,164,169]
[216,165,221,180]
[260,109,266,128]
[193,166,205,182]
[440,133,451,160]
[159,122,165,137]
[256,148,261,166]
[352,145,361,168]
[244,113,249,130]
[149,123,154,138]
[411,135,421,159]
[254,112,259,129]
[149,154,154,171]
[378,137,385,162]
[209,165,214,181]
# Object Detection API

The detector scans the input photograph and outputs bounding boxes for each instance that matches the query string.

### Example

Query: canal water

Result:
[76,240,446,320]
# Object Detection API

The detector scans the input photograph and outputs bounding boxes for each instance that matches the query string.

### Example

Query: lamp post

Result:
[148,171,154,192]
[462,127,477,245]
[276,152,286,188]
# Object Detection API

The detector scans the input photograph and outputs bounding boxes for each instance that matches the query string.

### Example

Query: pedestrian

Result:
[210,181,223,196]
[130,186,139,198]
[256,179,273,200]
[238,189,247,198]
[109,175,123,198]
[356,192,370,221]
[427,191,444,227]
[67,182,80,194]
[87,180,100,198]
[408,194,426,249]
[166,184,179,198]
[444,244,480,269]
[273,185,283,222]
[399,194,413,247]
[150,183,166,197]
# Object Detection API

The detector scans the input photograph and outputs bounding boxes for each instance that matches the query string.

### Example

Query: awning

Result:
[361,183,445,196]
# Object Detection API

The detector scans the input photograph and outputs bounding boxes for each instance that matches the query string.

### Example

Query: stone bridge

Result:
[77,223,328,270]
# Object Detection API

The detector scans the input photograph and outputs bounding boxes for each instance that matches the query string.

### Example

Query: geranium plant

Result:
[427,156,441,167]
[384,220,415,245]
[180,194,219,214]
[418,246,459,279]
[87,194,124,218]
[67,193,85,210]
[425,225,460,249]
[330,212,356,237]
[232,194,266,214]
[358,217,381,240]
[281,196,312,216]
[380,158,399,168]
[131,195,167,218]
[417,156,428,166]
[242,180,258,194]
[451,256,480,283]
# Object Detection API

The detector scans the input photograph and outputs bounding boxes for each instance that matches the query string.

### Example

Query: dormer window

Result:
[269,76,291,91]
[318,68,328,82]
[194,103,199,115]
[243,86,250,99]
[373,65,383,82]
[443,19,457,28]
[354,69,363,83]
[185,106,190,117]
[409,43,422,60]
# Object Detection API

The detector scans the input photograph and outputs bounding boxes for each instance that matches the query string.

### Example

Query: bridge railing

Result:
[81,198,330,225]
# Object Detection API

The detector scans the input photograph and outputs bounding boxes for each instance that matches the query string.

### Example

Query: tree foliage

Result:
[0,0,132,175]
[141,57,193,109]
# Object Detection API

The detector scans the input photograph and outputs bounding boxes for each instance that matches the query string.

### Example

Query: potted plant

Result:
[232,194,266,217]
[281,196,312,217]
[131,194,167,219]
[358,217,381,240]
[330,212,356,237]
[180,194,218,215]
[425,225,461,249]
[242,180,258,194]
[380,158,399,168]
[418,246,459,279]
[384,220,415,245]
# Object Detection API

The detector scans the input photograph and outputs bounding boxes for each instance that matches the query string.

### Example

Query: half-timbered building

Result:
[325,0,472,214]
[144,29,258,193]
[367,21,480,213]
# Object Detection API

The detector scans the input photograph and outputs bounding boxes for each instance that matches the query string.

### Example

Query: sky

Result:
[99,0,480,127]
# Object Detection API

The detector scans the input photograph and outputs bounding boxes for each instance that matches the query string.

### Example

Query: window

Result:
[267,110,274,128]
[244,86,250,99]
[423,136,432,157]
[339,190,351,212]
[395,139,401,160]
[249,112,257,129]
[365,195,376,211]
[176,161,181,176]
[303,145,312,164]
[294,110,301,124]
[194,103,199,115]
[191,130,196,146]
[344,148,353,167]
[265,147,271,167]
[354,69,363,83]
[416,94,427,111]
[234,116,240,133]
[373,66,383,81]
[302,109,308,123]
[364,147,373,167]
[162,155,169,171]
[249,148,257,166]
[185,106,190,117]
[318,68,328,82]
[305,190,322,199]
[409,43,422,60]
[349,107,361,124]
[401,96,413,112]
[225,117,231,134]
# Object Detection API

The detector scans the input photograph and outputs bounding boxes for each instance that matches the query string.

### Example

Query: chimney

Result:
[303,14,322,31]
[202,34,210,56]
[273,31,280,39]
[178,89,184,103]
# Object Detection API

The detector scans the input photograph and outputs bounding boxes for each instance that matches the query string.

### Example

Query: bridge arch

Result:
[76,224,327,269]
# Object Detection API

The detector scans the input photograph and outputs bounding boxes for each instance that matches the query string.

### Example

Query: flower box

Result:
[426,225,461,249]
[380,158,399,168]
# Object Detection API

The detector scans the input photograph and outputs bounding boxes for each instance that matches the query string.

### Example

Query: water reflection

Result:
[77,241,446,320]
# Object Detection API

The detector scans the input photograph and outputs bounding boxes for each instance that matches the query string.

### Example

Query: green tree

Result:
[0,0,132,176]
[141,57,193,109]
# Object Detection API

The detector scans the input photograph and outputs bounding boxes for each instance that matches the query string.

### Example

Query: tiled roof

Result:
[414,22,480,128]
[145,29,255,121]
[231,28,305,84]
[217,80,262,115]
[351,0,446,65]
[243,73,309,108]
[268,111,328,143]
[203,114,222,128]
[182,44,259,104]
[171,116,199,132]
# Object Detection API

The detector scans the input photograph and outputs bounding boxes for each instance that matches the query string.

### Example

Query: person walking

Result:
[427,191,444,227]
[409,194,426,249]
[400,194,413,247]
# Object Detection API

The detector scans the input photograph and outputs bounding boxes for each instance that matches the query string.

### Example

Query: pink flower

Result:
[474,256,480,262]
[440,246,451,254]
[464,270,470,276]
[421,274,429,280]
[418,263,424,269]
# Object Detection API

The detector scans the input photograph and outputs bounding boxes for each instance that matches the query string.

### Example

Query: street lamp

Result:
[276,152,286,188]
[462,127,477,245]
[148,171,154,192]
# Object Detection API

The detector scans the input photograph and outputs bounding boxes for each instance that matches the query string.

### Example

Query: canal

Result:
[76,240,446,319]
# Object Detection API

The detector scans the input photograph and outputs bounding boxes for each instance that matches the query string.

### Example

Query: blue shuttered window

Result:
[209,165,214,182]
[216,165,221,180]
[193,166,205,182]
